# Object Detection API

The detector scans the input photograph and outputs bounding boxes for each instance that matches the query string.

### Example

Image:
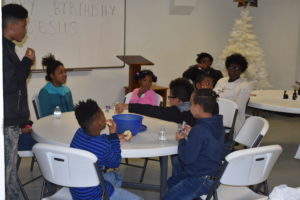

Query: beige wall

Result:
[27,0,300,120]
[296,9,300,83]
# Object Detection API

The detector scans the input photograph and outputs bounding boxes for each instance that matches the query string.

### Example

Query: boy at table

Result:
[163,89,225,200]
[70,99,142,200]
[116,78,196,126]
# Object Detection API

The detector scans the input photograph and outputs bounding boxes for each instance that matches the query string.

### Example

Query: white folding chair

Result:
[218,98,238,141]
[17,151,35,200]
[32,143,109,200]
[234,116,269,148]
[124,91,163,106]
[32,94,42,120]
[205,145,282,200]
[124,92,133,104]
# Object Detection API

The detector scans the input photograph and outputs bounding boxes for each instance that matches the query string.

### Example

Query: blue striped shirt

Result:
[70,128,122,200]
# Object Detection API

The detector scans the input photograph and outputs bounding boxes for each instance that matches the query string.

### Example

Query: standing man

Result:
[2,4,35,199]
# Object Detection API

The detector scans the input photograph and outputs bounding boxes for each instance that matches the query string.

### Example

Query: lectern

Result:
[117,55,168,106]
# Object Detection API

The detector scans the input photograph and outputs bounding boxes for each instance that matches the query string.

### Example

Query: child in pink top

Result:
[129,70,158,106]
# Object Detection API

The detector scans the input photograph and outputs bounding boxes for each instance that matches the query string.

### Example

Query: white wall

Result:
[250,0,300,89]
[296,11,300,83]
[26,0,300,120]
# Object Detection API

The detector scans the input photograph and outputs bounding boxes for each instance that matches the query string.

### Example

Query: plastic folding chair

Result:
[234,116,269,148]
[204,145,282,200]
[32,94,42,120]
[124,91,163,106]
[218,98,238,141]
[32,143,109,200]
[17,151,36,200]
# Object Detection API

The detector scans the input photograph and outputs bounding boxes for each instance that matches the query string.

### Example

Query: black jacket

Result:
[128,103,197,126]
[3,37,33,126]
[182,64,223,87]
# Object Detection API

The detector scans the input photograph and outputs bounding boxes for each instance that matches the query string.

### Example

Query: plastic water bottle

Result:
[53,106,62,119]
[105,105,111,113]
[159,126,167,141]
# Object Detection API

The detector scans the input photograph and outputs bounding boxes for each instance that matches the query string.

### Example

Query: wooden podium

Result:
[117,55,168,106]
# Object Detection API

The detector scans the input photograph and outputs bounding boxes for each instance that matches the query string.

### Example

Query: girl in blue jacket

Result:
[38,54,74,117]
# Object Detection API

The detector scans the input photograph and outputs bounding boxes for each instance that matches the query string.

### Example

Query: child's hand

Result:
[106,119,117,134]
[176,131,186,141]
[118,131,133,142]
[137,87,148,97]
[115,103,128,114]
[21,127,32,134]
[25,48,35,63]
[118,134,127,142]
[183,124,191,137]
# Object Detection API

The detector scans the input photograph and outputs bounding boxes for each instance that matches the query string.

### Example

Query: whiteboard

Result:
[4,0,126,69]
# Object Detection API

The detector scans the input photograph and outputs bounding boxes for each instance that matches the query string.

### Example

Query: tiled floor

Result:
[18,112,300,200]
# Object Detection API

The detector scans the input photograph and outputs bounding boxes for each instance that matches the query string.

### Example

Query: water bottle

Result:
[159,126,167,141]
[53,106,62,119]
[105,105,111,113]
[111,102,119,114]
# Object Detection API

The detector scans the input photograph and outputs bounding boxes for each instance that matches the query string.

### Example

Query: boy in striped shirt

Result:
[70,99,142,200]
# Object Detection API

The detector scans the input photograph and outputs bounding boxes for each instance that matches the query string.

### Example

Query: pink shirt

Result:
[129,88,158,106]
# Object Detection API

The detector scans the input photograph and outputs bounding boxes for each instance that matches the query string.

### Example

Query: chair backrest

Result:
[221,145,282,186]
[32,94,42,120]
[33,143,102,188]
[217,98,238,139]
[234,116,269,148]
[156,94,163,106]
[124,91,163,106]
[124,92,133,104]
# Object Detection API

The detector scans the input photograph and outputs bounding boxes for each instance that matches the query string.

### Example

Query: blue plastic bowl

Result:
[112,114,144,136]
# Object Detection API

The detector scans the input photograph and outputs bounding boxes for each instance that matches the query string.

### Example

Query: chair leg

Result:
[40,179,46,200]
[263,180,269,195]
[17,156,21,171]
[253,180,269,195]
[125,158,129,164]
[17,175,29,200]
[213,191,218,200]
[139,158,149,183]
[30,157,35,171]
[22,175,43,186]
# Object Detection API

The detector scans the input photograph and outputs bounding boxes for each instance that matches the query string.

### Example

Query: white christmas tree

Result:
[218,9,272,89]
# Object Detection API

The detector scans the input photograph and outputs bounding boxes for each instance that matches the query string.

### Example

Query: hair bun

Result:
[42,53,56,67]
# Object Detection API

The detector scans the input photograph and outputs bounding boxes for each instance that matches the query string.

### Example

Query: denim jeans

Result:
[104,171,143,200]
[171,155,184,176]
[163,172,214,200]
[4,125,24,200]
[18,133,37,151]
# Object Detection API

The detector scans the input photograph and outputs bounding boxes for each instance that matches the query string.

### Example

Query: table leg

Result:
[159,156,168,199]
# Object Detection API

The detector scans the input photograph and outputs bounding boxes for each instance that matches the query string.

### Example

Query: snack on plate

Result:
[123,130,133,141]
[106,121,112,127]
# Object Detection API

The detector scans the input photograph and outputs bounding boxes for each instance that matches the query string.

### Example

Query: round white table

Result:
[32,111,178,199]
[248,90,300,114]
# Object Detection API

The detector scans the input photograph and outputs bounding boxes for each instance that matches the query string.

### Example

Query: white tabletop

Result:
[32,111,178,158]
[248,90,300,114]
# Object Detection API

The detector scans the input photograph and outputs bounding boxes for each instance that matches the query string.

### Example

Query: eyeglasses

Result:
[227,65,241,71]
[167,96,177,99]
